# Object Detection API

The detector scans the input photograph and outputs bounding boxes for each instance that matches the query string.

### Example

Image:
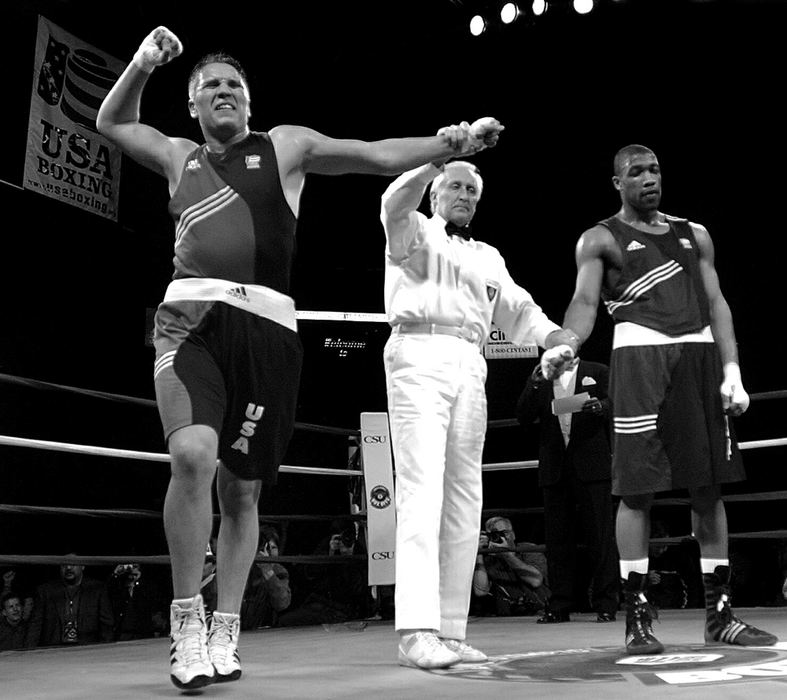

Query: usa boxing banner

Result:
[483,323,538,360]
[360,412,396,586]
[24,16,124,221]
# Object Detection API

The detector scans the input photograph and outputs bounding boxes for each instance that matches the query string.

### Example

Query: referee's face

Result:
[434,165,481,227]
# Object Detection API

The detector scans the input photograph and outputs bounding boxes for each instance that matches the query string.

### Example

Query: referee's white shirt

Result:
[381,163,560,347]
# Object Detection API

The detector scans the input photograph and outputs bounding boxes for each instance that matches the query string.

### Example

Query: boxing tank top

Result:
[599,215,710,336]
[168,131,296,294]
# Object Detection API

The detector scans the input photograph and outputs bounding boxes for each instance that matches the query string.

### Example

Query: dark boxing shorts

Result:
[609,324,744,496]
[153,279,303,484]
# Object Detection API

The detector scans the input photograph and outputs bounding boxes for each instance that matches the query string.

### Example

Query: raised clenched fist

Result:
[133,26,183,74]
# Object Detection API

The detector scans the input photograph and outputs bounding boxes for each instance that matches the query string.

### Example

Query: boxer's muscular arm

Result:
[562,225,614,347]
[693,221,749,415]
[535,227,611,381]
[692,222,738,366]
[295,118,501,175]
[268,119,502,218]
[96,27,195,188]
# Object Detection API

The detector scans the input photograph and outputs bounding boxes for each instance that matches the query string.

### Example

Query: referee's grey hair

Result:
[429,161,484,213]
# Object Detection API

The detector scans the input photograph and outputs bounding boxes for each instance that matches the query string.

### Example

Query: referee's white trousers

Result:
[384,333,487,640]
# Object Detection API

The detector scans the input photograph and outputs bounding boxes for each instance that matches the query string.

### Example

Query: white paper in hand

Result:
[551,392,591,416]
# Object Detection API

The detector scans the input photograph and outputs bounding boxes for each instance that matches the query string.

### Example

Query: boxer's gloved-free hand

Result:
[441,117,504,157]
[437,122,473,155]
[539,344,576,381]
[720,362,750,416]
[133,26,183,73]
[469,117,504,148]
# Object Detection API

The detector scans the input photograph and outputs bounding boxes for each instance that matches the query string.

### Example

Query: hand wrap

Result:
[539,344,576,381]
[720,362,750,415]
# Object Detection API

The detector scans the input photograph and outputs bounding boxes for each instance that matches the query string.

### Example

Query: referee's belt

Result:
[393,322,482,347]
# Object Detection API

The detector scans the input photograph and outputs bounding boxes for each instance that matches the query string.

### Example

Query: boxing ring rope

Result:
[3,311,787,571]
[0,435,362,477]
[0,505,367,523]
[0,372,357,438]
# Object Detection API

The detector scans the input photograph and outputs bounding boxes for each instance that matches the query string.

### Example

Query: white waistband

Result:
[613,322,713,349]
[163,278,297,332]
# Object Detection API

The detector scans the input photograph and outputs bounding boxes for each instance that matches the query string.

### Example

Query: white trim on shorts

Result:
[163,278,297,332]
[612,322,713,349]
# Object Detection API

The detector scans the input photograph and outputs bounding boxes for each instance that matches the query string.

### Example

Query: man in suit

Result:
[516,358,619,622]
[25,557,114,647]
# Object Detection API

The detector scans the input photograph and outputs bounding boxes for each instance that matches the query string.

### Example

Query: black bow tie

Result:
[445,221,473,240]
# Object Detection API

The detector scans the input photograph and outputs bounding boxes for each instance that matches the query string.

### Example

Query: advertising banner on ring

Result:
[483,323,538,360]
[360,412,396,586]
[24,16,124,221]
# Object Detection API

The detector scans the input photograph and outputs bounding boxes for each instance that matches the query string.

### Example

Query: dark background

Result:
[2,0,786,567]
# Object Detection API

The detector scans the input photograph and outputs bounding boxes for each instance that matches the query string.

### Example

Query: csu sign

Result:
[372,551,395,560]
[363,435,387,444]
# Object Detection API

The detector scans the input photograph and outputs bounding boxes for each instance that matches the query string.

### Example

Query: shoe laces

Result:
[172,606,208,664]
[209,614,239,662]
[442,638,472,654]
[630,598,659,630]
[407,631,442,654]
[714,590,734,626]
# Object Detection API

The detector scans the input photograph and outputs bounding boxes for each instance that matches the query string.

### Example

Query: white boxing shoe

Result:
[208,611,242,682]
[169,594,215,690]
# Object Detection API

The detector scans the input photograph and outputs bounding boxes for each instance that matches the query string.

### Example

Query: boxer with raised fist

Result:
[557,144,776,657]
[97,25,503,691]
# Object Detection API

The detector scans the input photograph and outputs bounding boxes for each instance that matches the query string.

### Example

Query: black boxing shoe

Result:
[623,572,664,655]
[704,566,778,647]
[596,611,616,623]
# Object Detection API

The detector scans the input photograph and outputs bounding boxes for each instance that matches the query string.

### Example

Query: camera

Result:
[115,563,138,582]
[488,531,506,544]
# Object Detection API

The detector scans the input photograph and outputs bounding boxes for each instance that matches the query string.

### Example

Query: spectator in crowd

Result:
[240,525,291,630]
[25,557,114,647]
[471,517,550,617]
[1,567,34,622]
[0,592,30,651]
[278,519,371,627]
[107,563,169,640]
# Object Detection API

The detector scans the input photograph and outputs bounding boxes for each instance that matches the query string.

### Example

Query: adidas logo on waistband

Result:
[226,286,250,302]
[186,159,201,171]
[626,240,646,251]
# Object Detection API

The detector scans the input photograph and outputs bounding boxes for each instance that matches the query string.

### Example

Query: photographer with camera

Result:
[108,563,169,641]
[471,517,550,617]
[278,519,371,627]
